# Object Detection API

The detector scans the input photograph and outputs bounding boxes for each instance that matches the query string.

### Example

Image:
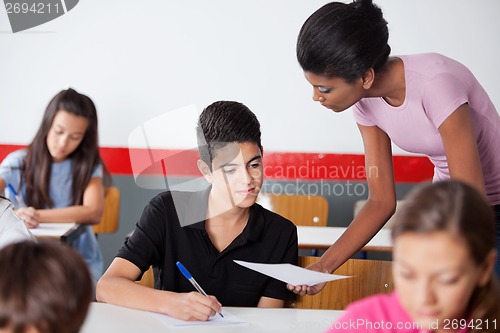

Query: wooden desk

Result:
[81,302,342,333]
[29,223,84,243]
[297,226,393,252]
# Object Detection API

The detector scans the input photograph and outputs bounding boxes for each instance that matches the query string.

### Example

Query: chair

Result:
[353,200,405,229]
[93,186,120,234]
[258,193,328,255]
[137,266,154,288]
[286,256,393,310]
[257,194,329,227]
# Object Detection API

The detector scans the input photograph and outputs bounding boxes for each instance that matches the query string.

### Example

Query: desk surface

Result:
[29,223,84,243]
[81,302,342,333]
[297,226,393,252]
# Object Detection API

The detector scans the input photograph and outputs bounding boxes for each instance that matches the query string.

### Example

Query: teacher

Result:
[289,0,500,295]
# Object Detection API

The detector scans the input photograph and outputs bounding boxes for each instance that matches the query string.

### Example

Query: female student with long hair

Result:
[290,0,500,296]
[327,180,499,333]
[0,88,111,280]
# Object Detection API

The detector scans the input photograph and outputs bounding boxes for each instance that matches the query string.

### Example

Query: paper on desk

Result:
[234,260,351,286]
[0,199,36,250]
[29,223,77,238]
[150,309,248,327]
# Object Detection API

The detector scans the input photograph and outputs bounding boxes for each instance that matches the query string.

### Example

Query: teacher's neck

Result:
[366,57,406,107]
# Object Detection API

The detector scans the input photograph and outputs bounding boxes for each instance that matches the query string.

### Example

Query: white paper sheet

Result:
[29,223,77,238]
[0,199,36,250]
[234,260,351,286]
[150,309,248,327]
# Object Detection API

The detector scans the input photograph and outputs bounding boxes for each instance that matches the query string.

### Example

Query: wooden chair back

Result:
[258,194,329,227]
[93,186,120,234]
[136,266,155,288]
[286,256,393,310]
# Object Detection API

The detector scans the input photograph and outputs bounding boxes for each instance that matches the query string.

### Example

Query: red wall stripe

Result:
[0,144,433,182]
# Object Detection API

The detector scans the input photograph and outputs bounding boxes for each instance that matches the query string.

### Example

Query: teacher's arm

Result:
[320,124,396,273]
[438,103,485,196]
[289,124,396,295]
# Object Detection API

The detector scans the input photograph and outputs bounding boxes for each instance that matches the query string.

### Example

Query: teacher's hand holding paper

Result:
[233,260,350,289]
[287,260,331,296]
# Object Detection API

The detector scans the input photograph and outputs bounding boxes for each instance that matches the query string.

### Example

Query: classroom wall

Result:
[1,0,499,151]
[1,0,500,268]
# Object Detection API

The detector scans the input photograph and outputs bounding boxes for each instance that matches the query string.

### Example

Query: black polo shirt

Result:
[117,187,298,306]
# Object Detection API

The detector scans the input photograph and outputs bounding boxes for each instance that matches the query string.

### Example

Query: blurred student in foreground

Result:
[327,180,499,333]
[0,240,92,333]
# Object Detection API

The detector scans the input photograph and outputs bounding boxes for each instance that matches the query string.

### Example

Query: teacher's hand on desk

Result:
[287,260,329,296]
[14,206,39,228]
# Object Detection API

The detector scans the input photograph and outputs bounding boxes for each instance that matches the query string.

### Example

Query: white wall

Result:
[1,0,499,154]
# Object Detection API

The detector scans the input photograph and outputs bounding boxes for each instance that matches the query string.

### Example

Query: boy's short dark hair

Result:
[196,101,262,170]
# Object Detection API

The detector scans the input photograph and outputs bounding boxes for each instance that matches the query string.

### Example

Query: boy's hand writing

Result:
[169,292,222,321]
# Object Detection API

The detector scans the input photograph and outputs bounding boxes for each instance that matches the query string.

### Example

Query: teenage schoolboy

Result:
[97,101,298,321]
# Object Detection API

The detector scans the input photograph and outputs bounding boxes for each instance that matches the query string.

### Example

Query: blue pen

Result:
[6,183,26,207]
[176,261,224,318]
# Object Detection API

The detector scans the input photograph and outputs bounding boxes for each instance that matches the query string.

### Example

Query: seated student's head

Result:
[0,240,92,333]
[196,101,263,209]
[391,180,499,330]
[30,88,99,165]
